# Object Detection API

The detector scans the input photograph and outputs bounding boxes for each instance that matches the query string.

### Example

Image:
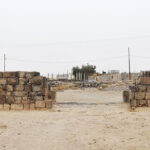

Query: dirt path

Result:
[0,88,149,150]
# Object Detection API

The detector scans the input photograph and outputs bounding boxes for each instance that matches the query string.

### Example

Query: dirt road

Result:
[0,88,150,150]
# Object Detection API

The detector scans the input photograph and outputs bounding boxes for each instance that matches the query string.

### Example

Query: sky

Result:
[0,0,150,76]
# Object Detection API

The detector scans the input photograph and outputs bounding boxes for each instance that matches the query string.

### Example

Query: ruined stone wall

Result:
[128,71,150,108]
[0,72,55,110]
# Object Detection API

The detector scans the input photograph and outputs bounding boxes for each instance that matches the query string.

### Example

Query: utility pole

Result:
[128,47,131,80]
[4,54,6,72]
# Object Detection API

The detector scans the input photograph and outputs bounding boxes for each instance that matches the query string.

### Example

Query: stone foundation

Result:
[0,71,56,110]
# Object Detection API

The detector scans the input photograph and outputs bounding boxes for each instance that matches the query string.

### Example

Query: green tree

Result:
[72,64,96,80]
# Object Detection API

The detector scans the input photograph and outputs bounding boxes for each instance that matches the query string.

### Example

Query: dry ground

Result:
[0,88,150,150]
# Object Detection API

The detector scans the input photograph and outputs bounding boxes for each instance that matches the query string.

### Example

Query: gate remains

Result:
[0,71,55,110]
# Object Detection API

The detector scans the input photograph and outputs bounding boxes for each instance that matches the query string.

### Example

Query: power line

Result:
[8,55,128,64]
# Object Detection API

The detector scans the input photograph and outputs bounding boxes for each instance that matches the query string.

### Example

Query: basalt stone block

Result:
[32,85,42,92]
[36,91,44,96]
[26,72,40,79]
[51,91,56,100]
[129,86,138,92]
[135,92,145,100]
[15,85,25,91]
[0,85,7,91]
[45,100,52,108]
[5,96,14,104]
[11,104,23,110]
[0,72,3,78]
[0,96,6,104]
[29,76,43,85]
[34,96,43,101]
[3,72,17,78]
[13,91,28,97]
[0,78,7,84]
[7,85,13,92]
[35,100,45,108]
[29,92,35,98]
[8,78,18,85]
[4,104,10,110]
[123,91,129,103]
[24,85,32,92]
[19,78,28,85]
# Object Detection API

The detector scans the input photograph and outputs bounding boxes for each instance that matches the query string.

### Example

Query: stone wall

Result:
[0,72,56,110]
[126,71,150,108]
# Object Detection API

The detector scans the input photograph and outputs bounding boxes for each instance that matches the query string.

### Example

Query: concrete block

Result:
[35,100,45,108]
[11,104,23,110]
[0,78,7,84]
[4,104,10,110]
[135,92,145,100]
[7,78,18,85]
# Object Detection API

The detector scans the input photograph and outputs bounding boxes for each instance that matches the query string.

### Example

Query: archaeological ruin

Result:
[124,71,150,108]
[0,71,56,110]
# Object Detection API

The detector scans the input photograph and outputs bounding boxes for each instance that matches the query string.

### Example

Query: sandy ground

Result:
[0,88,150,150]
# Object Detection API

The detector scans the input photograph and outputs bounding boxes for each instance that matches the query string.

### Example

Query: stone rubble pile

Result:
[0,71,56,110]
[127,71,150,108]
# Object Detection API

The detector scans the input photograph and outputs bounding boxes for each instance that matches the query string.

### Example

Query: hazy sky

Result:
[0,0,150,76]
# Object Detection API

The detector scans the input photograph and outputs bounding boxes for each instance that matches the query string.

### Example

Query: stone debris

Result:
[0,71,56,110]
